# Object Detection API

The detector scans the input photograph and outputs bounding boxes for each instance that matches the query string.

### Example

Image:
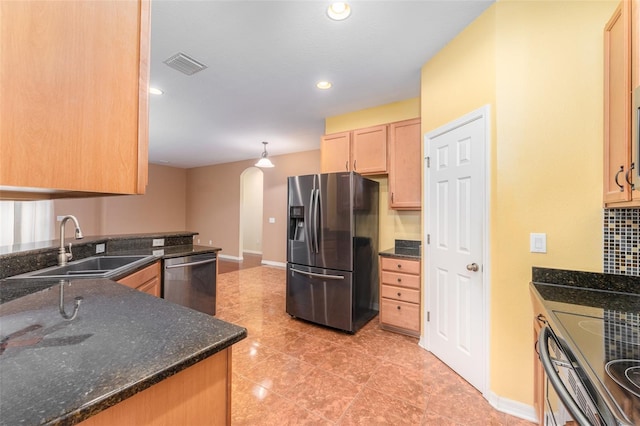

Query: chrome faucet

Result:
[58,215,84,266]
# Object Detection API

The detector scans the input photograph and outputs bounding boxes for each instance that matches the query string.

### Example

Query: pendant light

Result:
[255,141,274,168]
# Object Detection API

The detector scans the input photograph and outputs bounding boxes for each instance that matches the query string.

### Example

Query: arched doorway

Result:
[239,167,264,260]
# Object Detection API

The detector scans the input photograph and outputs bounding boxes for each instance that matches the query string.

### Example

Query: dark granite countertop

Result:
[379,239,421,260]
[0,278,246,425]
[530,267,639,424]
[379,247,421,259]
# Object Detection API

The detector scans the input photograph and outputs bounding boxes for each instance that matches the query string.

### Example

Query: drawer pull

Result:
[397,264,402,269]
[397,278,402,283]
[397,306,401,310]
[397,292,402,297]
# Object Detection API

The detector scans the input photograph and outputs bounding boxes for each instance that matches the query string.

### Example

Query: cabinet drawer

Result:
[380,299,420,332]
[381,284,420,304]
[381,271,420,290]
[380,257,420,275]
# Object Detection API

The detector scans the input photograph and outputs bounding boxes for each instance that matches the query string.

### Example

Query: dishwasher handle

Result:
[165,258,217,269]
[538,326,594,426]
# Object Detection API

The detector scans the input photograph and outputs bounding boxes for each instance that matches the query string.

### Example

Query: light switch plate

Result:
[152,238,165,247]
[269,217,276,223]
[530,233,547,253]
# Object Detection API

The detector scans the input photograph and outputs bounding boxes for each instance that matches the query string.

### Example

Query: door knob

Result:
[466,263,479,272]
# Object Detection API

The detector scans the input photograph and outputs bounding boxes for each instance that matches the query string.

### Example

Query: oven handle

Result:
[538,326,594,426]
[165,258,216,269]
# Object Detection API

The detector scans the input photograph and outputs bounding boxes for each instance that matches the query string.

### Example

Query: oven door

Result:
[539,326,604,425]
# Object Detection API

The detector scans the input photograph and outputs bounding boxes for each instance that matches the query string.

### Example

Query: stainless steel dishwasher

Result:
[163,252,217,315]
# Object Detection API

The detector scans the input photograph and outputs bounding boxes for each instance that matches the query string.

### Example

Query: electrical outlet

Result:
[152,249,165,256]
[269,217,276,223]
[209,240,213,246]
[152,238,165,247]
[95,243,106,254]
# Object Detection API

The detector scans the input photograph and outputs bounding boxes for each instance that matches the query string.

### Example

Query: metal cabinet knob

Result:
[466,263,479,272]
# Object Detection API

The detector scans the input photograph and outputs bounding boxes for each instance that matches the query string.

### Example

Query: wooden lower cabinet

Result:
[379,256,421,336]
[117,261,161,297]
[79,347,232,426]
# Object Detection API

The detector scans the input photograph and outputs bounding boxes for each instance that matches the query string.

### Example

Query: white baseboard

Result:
[243,250,262,255]
[218,254,242,262]
[261,260,286,268]
[486,391,538,423]
[415,339,538,424]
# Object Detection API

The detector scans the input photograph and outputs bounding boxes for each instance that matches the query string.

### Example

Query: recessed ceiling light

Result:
[327,2,351,21]
[316,81,332,90]
[149,87,164,95]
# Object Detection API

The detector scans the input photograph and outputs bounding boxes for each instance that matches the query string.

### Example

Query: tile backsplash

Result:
[604,208,640,276]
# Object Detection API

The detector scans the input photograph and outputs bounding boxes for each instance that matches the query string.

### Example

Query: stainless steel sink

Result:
[8,255,155,280]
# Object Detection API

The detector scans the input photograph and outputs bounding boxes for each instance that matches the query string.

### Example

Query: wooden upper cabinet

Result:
[351,125,388,175]
[388,118,421,210]
[603,0,632,205]
[321,125,388,175]
[0,0,150,198]
[320,131,351,173]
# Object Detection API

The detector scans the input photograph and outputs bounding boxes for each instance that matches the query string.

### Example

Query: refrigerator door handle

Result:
[308,188,316,254]
[313,188,320,253]
[290,267,345,280]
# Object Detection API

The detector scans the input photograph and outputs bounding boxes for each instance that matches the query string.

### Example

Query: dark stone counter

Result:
[0,278,246,425]
[0,232,221,280]
[530,267,639,425]
[379,239,421,260]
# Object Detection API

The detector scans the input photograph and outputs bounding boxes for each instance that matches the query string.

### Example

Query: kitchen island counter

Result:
[0,277,246,425]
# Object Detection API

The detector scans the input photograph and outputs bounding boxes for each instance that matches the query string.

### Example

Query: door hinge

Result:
[427,311,430,322]
[427,234,430,244]
[426,156,430,168]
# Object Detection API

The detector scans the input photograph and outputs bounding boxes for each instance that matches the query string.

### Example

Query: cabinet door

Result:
[321,132,351,173]
[388,118,421,210]
[352,125,387,175]
[0,0,150,197]
[632,0,640,203]
[118,262,161,297]
[604,1,632,204]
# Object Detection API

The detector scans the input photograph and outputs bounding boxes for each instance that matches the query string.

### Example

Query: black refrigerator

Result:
[286,172,379,333]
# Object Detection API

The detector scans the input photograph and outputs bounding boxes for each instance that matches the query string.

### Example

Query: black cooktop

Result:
[554,310,640,423]
[532,266,640,425]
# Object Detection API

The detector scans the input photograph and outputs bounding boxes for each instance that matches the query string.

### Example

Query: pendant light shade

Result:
[255,141,274,168]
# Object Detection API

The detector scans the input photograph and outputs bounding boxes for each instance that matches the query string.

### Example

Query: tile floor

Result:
[216,263,535,425]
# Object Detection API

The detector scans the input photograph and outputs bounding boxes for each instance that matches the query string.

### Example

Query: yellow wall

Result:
[325,98,422,251]
[421,0,616,408]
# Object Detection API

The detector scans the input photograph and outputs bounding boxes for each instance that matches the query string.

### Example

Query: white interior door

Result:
[423,106,488,393]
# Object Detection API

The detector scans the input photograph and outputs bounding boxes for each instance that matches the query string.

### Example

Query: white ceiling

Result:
[148,0,494,168]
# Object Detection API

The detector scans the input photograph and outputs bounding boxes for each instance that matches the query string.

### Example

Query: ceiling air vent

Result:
[163,52,208,76]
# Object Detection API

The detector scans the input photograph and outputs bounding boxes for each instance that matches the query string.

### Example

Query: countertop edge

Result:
[378,248,421,260]
[58,328,247,426]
